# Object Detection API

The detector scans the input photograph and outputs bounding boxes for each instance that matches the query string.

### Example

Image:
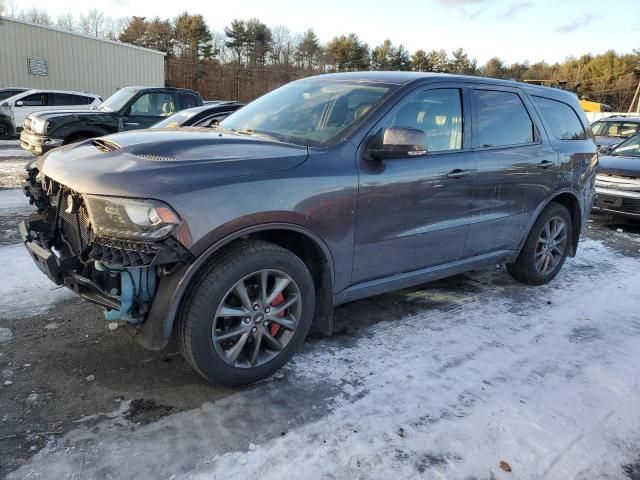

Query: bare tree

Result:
[271,25,295,66]
[56,13,76,32]
[79,8,106,37]
[18,6,51,25]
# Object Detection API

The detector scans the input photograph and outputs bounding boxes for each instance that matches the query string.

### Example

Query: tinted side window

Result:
[381,88,463,152]
[533,96,586,140]
[19,94,47,106]
[52,94,91,106]
[129,92,175,117]
[179,93,199,110]
[474,90,534,148]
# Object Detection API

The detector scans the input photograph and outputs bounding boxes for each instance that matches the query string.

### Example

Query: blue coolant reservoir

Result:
[95,263,157,324]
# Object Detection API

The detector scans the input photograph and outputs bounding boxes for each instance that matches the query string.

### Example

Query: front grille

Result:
[58,191,91,255]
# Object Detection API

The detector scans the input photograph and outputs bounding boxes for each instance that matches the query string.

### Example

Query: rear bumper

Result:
[20,130,63,155]
[20,216,121,310]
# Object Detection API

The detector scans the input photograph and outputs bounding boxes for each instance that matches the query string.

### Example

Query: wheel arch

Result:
[159,223,336,344]
[62,128,109,144]
[518,190,583,258]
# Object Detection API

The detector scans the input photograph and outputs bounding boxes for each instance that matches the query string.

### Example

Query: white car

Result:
[0,89,102,139]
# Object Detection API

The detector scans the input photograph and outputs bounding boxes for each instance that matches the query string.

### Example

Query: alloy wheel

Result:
[211,269,302,368]
[535,216,567,275]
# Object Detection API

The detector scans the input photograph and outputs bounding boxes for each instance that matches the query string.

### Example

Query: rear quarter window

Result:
[532,96,586,140]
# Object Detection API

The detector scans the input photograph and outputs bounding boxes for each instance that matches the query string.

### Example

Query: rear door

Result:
[118,91,176,131]
[463,86,559,258]
[352,84,476,284]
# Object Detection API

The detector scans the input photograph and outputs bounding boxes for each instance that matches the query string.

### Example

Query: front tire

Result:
[506,202,572,286]
[0,120,13,140]
[177,240,315,387]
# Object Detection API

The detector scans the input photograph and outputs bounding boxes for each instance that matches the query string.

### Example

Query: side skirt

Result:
[333,250,513,306]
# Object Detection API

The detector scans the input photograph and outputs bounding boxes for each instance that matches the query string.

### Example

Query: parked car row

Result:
[20,72,598,386]
[0,88,101,140]
[0,85,242,144]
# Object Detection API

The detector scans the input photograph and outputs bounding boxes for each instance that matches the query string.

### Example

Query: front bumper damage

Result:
[594,174,640,218]
[21,172,194,349]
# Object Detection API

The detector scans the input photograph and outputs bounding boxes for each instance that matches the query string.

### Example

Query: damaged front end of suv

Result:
[22,150,194,349]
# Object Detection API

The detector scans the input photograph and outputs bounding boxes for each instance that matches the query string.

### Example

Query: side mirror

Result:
[368,127,427,160]
[15,100,24,107]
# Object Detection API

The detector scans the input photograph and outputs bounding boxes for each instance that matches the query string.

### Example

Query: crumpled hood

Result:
[598,153,640,177]
[40,129,309,197]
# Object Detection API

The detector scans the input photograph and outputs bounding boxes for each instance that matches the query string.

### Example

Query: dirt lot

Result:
[1,141,639,479]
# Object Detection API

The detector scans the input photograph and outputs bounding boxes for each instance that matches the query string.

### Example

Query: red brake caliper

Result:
[270,293,285,337]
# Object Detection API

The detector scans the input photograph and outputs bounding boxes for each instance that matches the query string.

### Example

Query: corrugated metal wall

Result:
[0,17,165,99]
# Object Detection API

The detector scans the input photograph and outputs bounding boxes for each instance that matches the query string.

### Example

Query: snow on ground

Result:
[9,238,640,479]
[0,139,31,188]
[0,244,73,320]
[0,160,29,188]
[0,188,31,212]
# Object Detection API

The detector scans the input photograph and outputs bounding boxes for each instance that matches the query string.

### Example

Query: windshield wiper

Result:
[230,128,280,142]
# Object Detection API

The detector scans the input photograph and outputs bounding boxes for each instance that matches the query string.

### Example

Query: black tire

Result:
[506,202,572,286]
[176,240,316,387]
[0,120,13,140]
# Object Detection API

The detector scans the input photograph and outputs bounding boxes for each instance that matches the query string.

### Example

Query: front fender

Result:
[135,222,336,349]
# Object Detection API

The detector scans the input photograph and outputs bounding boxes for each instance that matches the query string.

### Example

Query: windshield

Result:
[152,110,198,129]
[611,133,640,157]
[99,88,138,112]
[220,80,396,147]
[592,120,640,138]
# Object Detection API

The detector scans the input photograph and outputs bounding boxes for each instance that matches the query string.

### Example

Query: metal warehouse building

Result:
[0,17,165,99]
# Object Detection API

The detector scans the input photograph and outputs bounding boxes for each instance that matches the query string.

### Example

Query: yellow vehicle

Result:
[578,97,611,113]
[522,80,611,113]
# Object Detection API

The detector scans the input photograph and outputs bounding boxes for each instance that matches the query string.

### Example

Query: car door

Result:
[118,91,175,131]
[352,85,476,284]
[463,86,559,258]
[13,92,52,127]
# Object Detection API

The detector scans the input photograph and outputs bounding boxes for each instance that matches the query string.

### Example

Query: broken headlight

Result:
[84,195,180,241]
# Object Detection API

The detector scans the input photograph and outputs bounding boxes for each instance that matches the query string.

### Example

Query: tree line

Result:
[3,4,640,110]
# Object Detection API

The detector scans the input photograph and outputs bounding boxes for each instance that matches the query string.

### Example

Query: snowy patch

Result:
[9,239,640,479]
[0,189,31,213]
[0,160,29,188]
[0,244,73,320]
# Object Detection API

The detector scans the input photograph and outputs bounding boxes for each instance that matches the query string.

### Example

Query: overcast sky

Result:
[12,0,640,64]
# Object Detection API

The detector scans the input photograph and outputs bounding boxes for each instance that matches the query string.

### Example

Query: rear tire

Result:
[506,202,572,286]
[176,240,315,387]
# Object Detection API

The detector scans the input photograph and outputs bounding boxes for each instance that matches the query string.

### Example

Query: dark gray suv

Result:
[22,72,597,386]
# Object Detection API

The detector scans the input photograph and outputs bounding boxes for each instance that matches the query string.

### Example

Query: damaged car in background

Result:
[594,132,640,218]
[21,72,596,386]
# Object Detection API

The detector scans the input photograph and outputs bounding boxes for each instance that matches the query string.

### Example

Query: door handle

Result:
[123,122,140,127]
[447,169,472,179]
[538,160,554,169]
